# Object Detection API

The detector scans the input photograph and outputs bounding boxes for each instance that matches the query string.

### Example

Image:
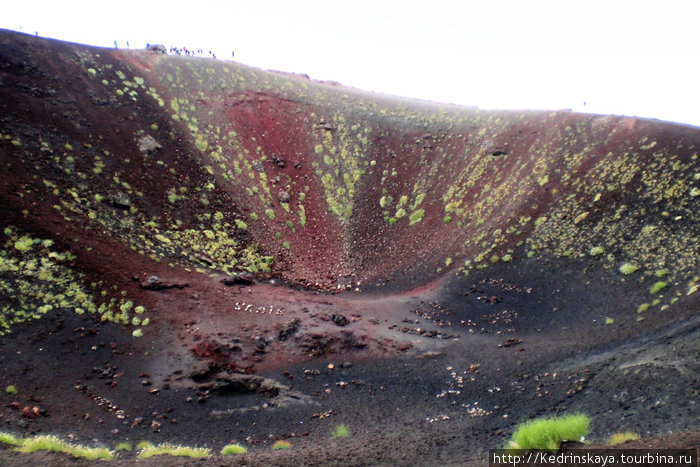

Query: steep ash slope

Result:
[1,29,698,298]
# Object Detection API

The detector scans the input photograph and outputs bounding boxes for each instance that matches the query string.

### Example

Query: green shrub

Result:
[607,431,639,446]
[221,443,248,455]
[331,424,351,439]
[508,413,590,451]
[5,385,18,395]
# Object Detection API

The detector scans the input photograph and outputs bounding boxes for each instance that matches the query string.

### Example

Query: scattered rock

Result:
[194,253,214,265]
[107,192,131,210]
[271,154,287,168]
[254,336,268,352]
[199,372,288,397]
[140,276,189,290]
[138,134,162,156]
[417,351,442,359]
[221,272,254,286]
[501,337,523,348]
[277,191,291,203]
[87,89,109,106]
[278,318,301,341]
[21,406,37,419]
[331,313,350,327]
[311,409,337,419]
[396,342,413,352]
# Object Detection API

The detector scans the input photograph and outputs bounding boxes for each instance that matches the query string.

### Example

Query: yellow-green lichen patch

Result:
[589,246,604,256]
[619,263,639,275]
[140,221,272,274]
[312,115,370,220]
[0,228,148,335]
[409,209,425,226]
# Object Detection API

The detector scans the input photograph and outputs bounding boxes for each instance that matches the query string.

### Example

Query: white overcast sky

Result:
[2,1,699,127]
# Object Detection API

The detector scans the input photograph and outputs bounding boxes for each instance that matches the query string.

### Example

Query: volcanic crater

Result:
[0,30,698,465]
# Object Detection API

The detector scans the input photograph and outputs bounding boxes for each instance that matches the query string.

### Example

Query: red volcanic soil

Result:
[0,30,698,465]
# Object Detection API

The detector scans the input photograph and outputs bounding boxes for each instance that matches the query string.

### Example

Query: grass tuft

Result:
[0,431,22,446]
[115,441,132,451]
[607,431,639,446]
[137,442,211,459]
[16,434,114,460]
[331,424,351,439]
[136,440,154,450]
[271,440,292,450]
[508,413,589,451]
[5,385,18,395]
[221,443,248,455]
